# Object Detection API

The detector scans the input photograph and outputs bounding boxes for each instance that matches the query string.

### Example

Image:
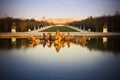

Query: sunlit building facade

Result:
[41,17,74,24]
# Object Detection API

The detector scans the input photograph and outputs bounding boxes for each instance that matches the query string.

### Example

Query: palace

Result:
[41,17,74,24]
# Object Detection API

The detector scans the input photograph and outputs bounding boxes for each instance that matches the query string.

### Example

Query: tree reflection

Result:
[0,35,120,57]
[0,38,29,51]
[27,34,120,56]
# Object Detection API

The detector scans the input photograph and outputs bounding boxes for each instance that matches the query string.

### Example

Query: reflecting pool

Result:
[0,36,120,80]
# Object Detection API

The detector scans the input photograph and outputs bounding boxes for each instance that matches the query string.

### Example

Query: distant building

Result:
[41,16,47,22]
[41,17,75,24]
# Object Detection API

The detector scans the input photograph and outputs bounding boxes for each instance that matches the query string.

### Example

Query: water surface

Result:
[0,36,120,80]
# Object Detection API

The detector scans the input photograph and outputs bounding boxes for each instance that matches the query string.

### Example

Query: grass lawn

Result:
[40,26,79,32]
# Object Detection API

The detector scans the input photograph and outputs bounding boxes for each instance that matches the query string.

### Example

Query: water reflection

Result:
[0,38,29,51]
[0,36,120,80]
[0,36,120,56]
[28,36,88,52]
[103,37,108,48]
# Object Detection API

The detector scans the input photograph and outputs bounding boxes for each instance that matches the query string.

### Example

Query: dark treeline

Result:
[68,12,120,32]
[0,17,50,32]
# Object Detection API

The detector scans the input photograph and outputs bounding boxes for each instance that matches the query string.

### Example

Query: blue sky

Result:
[0,0,120,20]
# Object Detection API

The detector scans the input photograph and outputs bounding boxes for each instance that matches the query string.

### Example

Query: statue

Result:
[103,22,108,33]
[11,22,16,33]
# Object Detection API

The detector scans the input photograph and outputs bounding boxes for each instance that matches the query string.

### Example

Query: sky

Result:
[0,0,120,20]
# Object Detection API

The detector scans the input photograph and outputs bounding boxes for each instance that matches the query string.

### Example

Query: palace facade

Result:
[41,17,74,24]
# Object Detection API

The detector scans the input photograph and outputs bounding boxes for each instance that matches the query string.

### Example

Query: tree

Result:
[12,22,16,29]
[103,22,107,28]
[19,21,27,32]
[115,11,120,16]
